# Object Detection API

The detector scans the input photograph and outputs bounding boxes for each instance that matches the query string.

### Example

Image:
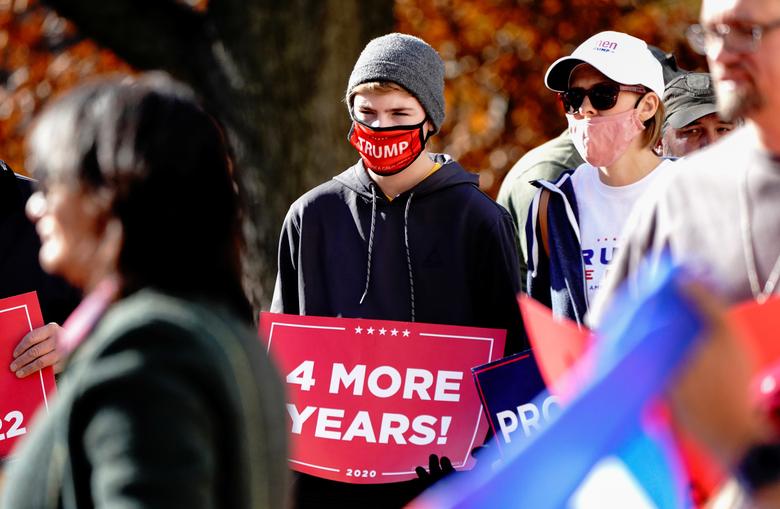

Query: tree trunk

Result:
[42,0,395,308]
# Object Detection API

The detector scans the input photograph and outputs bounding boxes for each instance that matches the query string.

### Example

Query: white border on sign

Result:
[0,304,49,413]
[288,459,340,472]
[267,322,346,354]
[268,321,346,474]
[267,319,497,477]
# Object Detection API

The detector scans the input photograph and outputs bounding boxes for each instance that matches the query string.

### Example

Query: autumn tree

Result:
[0,1,132,173]
[37,0,394,308]
[396,0,705,197]
[1,0,705,306]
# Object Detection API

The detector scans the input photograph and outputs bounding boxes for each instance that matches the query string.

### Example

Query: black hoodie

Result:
[272,155,527,508]
[272,155,526,351]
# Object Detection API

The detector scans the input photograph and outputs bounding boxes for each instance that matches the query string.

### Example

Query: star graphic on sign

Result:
[379,327,387,335]
[390,328,398,336]
[355,326,363,334]
[402,329,410,337]
[367,327,375,335]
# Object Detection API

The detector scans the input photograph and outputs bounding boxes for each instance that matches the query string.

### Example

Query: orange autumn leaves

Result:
[0,0,132,175]
[1,0,702,194]
[396,0,704,197]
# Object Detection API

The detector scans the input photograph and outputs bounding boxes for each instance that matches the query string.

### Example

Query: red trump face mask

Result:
[348,120,429,176]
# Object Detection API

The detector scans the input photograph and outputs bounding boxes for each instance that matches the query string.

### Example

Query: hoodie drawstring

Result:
[359,185,378,305]
[404,192,416,322]
[359,187,417,323]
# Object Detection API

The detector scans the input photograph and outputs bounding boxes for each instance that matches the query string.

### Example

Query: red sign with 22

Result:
[0,292,57,459]
[259,312,506,484]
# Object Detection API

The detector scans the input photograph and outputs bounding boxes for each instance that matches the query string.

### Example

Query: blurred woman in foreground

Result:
[1,73,288,508]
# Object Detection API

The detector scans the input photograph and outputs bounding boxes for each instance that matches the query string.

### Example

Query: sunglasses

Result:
[559,83,648,114]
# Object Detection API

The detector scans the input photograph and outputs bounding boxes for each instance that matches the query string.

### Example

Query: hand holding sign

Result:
[259,313,505,484]
[10,322,62,378]
[415,454,456,488]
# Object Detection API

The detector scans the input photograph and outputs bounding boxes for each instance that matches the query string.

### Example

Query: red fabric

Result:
[517,295,592,398]
[349,121,425,176]
[730,296,780,374]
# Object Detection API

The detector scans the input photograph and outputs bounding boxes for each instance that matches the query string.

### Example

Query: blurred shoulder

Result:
[659,127,752,190]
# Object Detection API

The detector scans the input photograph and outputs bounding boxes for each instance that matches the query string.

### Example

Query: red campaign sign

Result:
[259,312,505,484]
[518,295,592,397]
[729,296,780,373]
[0,292,57,459]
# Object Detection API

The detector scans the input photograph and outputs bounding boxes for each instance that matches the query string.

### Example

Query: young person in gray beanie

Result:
[272,32,527,508]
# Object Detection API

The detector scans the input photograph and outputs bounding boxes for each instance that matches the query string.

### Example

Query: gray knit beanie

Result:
[346,33,445,133]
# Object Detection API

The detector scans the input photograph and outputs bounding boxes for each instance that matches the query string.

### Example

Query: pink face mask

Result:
[567,108,646,168]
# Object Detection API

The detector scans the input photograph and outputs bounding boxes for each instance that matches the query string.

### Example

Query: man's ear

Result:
[85,187,115,224]
[638,92,660,123]
[424,120,435,141]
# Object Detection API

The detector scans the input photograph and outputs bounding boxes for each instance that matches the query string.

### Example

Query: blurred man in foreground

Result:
[592,0,780,503]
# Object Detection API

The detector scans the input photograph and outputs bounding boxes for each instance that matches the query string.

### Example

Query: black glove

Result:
[415,454,455,489]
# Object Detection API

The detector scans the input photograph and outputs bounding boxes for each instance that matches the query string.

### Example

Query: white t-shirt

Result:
[570,159,675,304]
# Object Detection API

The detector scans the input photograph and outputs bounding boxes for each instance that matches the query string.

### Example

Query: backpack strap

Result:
[538,188,551,258]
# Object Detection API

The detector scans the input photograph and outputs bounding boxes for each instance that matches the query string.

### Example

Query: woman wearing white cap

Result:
[525,31,675,324]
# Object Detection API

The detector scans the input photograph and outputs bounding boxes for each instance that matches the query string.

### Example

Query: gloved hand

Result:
[415,454,455,489]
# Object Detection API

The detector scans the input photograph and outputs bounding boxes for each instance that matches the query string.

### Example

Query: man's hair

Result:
[642,98,666,149]
[351,81,409,96]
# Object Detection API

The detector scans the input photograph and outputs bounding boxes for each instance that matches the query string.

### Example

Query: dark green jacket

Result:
[2,290,288,509]
[496,130,584,292]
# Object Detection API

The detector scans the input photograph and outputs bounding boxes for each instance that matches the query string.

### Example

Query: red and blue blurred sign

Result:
[409,259,700,508]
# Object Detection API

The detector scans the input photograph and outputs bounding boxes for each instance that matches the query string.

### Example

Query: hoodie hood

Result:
[330,152,479,322]
[332,153,478,199]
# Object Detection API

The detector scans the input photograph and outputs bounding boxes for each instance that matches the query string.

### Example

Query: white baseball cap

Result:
[544,31,665,99]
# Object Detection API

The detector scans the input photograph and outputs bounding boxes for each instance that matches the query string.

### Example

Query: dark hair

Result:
[27,73,251,319]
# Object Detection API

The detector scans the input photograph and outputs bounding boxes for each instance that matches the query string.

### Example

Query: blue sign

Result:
[472,350,559,453]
